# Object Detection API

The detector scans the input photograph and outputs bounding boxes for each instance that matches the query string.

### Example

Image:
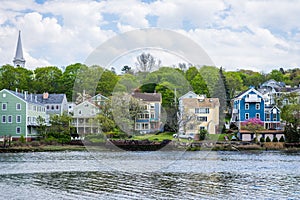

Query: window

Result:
[273,114,277,121]
[16,127,21,134]
[2,103,7,110]
[256,113,260,119]
[2,93,6,98]
[197,116,207,122]
[199,126,205,130]
[47,105,49,110]
[16,115,21,123]
[16,103,21,110]
[2,115,6,123]
[195,108,209,114]
[8,115,12,123]
[189,124,194,130]
[51,105,54,110]
[56,105,59,110]
[266,113,270,121]
[79,110,82,115]
[245,113,249,120]
[150,104,155,109]
[245,103,249,110]
[255,103,260,110]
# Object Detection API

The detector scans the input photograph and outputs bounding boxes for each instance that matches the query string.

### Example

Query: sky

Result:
[0,0,300,72]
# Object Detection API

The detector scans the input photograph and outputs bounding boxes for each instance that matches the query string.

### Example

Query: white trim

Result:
[2,103,7,110]
[255,103,260,110]
[245,103,249,110]
[16,103,21,110]
[256,113,260,119]
[16,126,21,134]
[16,115,22,123]
[245,113,249,120]
[2,115,6,123]
[8,115,12,123]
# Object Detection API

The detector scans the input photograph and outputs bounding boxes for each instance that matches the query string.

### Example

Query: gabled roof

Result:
[90,93,109,101]
[265,106,281,113]
[234,87,264,100]
[3,89,44,106]
[132,92,162,102]
[178,91,198,100]
[36,93,66,104]
[182,97,220,108]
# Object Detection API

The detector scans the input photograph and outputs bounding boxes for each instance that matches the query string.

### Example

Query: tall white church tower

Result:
[13,30,25,67]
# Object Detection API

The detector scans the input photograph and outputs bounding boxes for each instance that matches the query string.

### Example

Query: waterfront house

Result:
[178,91,220,135]
[131,92,162,133]
[231,87,283,141]
[72,94,108,135]
[0,89,46,140]
[36,92,68,122]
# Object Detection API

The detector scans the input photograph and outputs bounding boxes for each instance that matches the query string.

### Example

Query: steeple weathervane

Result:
[13,30,25,67]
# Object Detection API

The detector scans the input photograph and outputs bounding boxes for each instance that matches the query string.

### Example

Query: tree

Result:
[284,124,300,143]
[268,69,284,82]
[36,116,47,139]
[135,52,161,72]
[241,118,264,143]
[199,129,208,140]
[33,66,62,93]
[185,66,198,81]
[190,73,210,96]
[46,114,72,145]
[111,93,143,134]
[121,65,133,74]
[96,69,119,96]
[59,63,87,100]
[224,71,244,98]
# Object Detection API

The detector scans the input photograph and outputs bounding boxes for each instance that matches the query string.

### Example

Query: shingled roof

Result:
[132,92,162,102]
[182,98,219,108]
[36,93,66,104]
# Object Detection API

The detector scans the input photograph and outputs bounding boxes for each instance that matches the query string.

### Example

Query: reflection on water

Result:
[0,151,299,199]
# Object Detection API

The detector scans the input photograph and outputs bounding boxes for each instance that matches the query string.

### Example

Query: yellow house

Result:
[179,91,220,134]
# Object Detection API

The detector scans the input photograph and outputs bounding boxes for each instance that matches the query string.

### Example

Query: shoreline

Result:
[1,142,300,153]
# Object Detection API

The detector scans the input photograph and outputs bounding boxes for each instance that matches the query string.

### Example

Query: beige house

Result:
[179,91,220,134]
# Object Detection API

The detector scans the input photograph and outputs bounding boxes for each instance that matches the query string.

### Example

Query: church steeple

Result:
[13,30,25,67]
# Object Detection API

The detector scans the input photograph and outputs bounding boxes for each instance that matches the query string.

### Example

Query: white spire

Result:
[13,30,25,67]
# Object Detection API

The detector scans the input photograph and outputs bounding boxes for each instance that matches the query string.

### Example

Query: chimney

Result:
[15,88,18,93]
[24,91,27,100]
[30,93,33,101]
[43,92,49,99]
[35,95,37,102]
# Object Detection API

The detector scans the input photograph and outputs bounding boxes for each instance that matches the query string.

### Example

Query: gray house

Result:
[36,92,68,122]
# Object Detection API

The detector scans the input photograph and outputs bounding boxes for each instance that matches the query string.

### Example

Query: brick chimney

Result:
[43,92,49,99]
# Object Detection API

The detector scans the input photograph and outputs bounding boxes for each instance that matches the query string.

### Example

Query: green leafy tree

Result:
[33,66,62,93]
[46,114,72,145]
[59,63,87,100]
[96,69,119,96]
[199,129,208,140]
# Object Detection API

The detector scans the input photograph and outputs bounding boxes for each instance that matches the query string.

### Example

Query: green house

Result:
[0,89,46,140]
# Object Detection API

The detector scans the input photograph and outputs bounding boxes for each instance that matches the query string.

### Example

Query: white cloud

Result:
[0,0,299,73]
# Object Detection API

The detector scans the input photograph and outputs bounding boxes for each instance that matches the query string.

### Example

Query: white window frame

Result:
[256,113,260,119]
[2,115,6,123]
[245,103,249,110]
[245,113,249,120]
[255,103,260,110]
[2,103,7,110]
[16,127,21,134]
[8,115,12,123]
[16,103,21,110]
[16,115,21,123]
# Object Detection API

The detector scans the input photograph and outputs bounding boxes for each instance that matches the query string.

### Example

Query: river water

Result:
[0,150,299,199]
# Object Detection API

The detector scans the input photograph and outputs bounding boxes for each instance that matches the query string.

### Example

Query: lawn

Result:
[131,132,174,142]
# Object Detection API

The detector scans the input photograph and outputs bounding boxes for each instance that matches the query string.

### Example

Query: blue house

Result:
[231,87,282,141]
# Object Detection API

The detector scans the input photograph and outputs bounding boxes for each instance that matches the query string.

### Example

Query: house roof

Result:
[132,92,162,102]
[35,93,66,104]
[182,97,220,108]
[6,90,44,106]
[234,87,264,100]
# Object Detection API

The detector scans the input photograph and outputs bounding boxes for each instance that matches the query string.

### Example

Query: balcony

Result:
[150,118,159,122]
[232,109,239,114]
[245,96,261,103]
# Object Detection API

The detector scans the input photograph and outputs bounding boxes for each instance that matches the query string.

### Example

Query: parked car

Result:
[173,133,195,140]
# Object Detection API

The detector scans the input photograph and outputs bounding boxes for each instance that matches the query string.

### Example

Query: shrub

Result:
[19,135,26,143]
[30,141,40,147]
[272,137,278,142]
[199,129,208,140]
[260,137,265,143]
[266,136,271,142]
[279,136,285,142]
